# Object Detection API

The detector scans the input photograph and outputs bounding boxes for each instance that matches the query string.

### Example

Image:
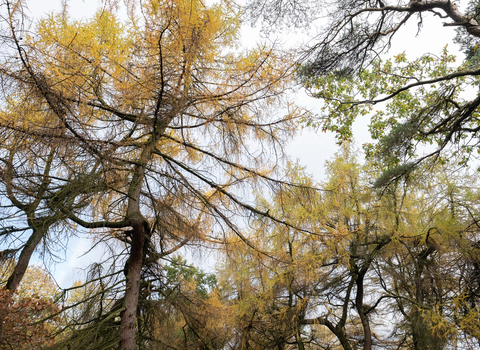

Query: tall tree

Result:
[0,0,298,348]
[219,149,391,350]
[219,146,480,350]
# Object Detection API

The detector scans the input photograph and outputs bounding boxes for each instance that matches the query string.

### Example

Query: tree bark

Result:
[294,323,305,350]
[302,318,353,350]
[119,220,146,350]
[118,130,158,350]
[355,270,372,350]
[1,222,51,345]
[6,226,48,291]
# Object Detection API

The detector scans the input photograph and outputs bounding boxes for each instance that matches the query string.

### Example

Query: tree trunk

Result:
[119,220,146,350]
[355,270,372,350]
[6,226,48,291]
[302,318,353,350]
[294,324,305,350]
[119,134,156,350]
[0,224,49,345]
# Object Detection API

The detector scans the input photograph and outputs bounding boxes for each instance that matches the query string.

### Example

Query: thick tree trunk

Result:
[119,133,155,350]
[119,220,146,350]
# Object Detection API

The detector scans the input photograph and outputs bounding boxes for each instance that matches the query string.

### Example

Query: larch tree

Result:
[218,146,480,350]
[0,0,299,348]
[230,0,480,347]
[218,148,391,350]
[218,164,325,349]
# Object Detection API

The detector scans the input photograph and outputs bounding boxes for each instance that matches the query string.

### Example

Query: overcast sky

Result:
[21,0,461,287]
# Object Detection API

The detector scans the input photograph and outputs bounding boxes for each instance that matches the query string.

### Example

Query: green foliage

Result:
[302,46,480,188]
[454,0,480,67]
[373,162,415,189]
[164,256,217,298]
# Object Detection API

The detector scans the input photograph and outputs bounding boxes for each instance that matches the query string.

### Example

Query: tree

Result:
[0,0,298,349]
[304,46,480,184]
[142,256,230,349]
[219,149,392,350]
[246,0,480,180]
[50,257,229,350]
[219,146,480,350]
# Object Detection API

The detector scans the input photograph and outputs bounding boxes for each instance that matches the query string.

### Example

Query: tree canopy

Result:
[218,146,480,349]
[0,0,298,348]
[1,0,480,349]
[246,0,480,181]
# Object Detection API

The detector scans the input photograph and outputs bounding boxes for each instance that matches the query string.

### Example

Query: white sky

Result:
[20,0,461,287]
